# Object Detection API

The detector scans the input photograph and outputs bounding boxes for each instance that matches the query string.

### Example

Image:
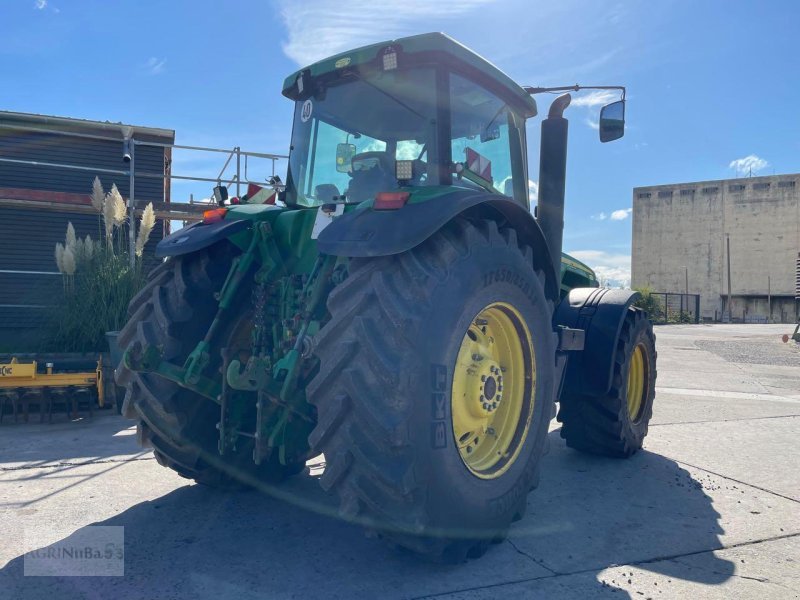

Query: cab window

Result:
[449,73,516,198]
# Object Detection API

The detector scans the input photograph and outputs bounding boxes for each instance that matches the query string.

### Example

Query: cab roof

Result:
[281,32,537,118]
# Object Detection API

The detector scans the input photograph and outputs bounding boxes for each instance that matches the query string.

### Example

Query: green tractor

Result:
[116,33,657,561]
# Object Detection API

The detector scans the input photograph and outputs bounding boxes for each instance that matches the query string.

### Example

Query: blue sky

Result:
[3,0,799,284]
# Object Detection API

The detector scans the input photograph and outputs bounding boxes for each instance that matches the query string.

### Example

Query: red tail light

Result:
[202,208,227,223]
[374,192,410,210]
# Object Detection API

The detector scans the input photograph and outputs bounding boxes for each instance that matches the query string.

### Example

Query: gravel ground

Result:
[694,338,800,366]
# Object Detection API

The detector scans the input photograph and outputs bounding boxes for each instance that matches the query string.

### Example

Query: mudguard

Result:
[554,287,642,397]
[317,190,559,301]
[156,218,251,258]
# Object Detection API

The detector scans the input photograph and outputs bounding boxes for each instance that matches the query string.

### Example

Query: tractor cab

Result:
[281,33,538,209]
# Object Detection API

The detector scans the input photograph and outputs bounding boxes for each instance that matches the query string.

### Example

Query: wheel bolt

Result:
[472,354,483,361]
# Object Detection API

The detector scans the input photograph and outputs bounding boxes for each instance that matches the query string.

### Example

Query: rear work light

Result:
[380,45,399,71]
[395,160,414,181]
[202,207,227,224]
[374,192,409,210]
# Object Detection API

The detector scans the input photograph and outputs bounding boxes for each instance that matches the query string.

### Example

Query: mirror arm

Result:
[524,84,626,101]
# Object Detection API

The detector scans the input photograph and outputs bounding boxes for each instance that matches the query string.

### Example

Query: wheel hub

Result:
[626,343,648,422]
[451,302,536,479]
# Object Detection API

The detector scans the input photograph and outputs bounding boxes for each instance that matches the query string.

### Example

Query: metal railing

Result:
[646,292,701,324]
[0,122,288,266]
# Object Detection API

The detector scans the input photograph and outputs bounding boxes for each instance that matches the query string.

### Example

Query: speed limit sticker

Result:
[301,99,313,123]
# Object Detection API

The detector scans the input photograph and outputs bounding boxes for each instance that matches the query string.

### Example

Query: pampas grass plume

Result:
[135,203,156,257]
[55,242,65,273]
[84,234,95,260]
[65,222,77,249]
[109,184,127,226]
[62,246,76,276]
[90,176,105,212]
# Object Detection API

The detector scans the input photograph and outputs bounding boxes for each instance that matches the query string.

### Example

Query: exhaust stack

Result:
[536,93,571,283]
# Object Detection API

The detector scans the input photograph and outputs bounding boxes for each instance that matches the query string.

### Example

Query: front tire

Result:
[557,308,657,457]
[308,218,556,561]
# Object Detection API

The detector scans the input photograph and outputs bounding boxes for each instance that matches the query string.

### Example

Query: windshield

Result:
[285,68,438,206]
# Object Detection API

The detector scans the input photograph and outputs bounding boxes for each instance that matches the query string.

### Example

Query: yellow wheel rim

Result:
[626,344,647,422]
[451,302,535,479]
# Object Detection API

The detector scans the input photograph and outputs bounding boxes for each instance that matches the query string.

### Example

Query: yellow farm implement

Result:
[0,357,103,424]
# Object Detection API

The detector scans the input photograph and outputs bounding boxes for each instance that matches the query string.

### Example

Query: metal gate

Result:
[647,292,701,324]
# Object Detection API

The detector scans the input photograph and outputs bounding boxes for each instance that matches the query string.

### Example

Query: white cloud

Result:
[591,208,630,221]
[572,90,620,131]
[145,57,166,75]
[568,249,631,288]
[528,180,538,203]
[34,0,47,9]
[729,154,768,176]
[279,0,493,66]
[570,90,618,108]
[610,207,632,221]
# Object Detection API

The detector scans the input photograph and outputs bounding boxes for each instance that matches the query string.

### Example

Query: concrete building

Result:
[632,173,799,323]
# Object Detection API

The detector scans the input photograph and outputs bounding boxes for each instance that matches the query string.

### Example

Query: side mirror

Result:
[336,143,356,173]
[599,100,625,143]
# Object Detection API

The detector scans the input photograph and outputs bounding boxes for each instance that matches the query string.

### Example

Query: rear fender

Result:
[317,190,559,301]
[554,287,642,397]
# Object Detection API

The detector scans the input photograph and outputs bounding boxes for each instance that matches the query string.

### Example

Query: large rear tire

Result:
[115,243,303,488]
[557,308,657,457]
[308,218,556,561]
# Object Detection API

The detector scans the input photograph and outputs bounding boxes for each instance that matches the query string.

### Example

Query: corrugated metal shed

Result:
[0,111,175,350]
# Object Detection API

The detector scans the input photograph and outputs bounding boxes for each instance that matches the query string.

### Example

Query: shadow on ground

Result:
[0,413,135,466]
[0,429,735,599]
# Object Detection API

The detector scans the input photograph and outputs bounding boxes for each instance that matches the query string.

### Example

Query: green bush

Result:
[633,286,661,317]
[48,244,145,352]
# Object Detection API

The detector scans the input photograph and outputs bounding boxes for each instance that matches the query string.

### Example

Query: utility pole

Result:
[122,126,136,268]
[767,275,771,323]
[680,265,688,316]
[726,234,732,322]
[684,265,689,318]
[685,266,689,297]
[128,145,136,268]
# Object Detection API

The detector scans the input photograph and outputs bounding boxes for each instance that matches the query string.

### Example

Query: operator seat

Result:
[347,151,397,202]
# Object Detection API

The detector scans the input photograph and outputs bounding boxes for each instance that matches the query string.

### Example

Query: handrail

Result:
[0,123,288,266]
